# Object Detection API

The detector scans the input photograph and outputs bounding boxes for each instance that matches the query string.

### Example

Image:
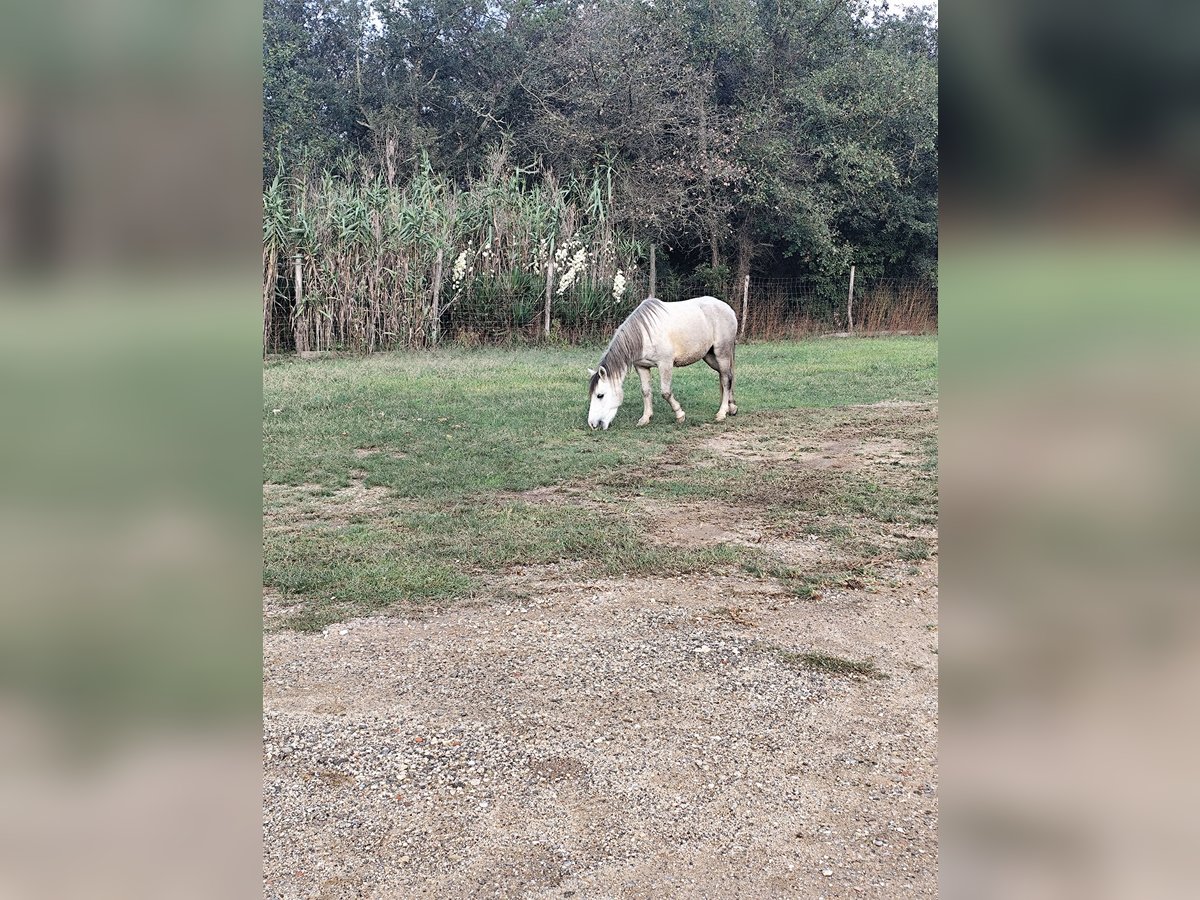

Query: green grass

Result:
[774,649,887,680]
[898,538,932,561]
[265,497,747,629]
[836,475,938,525]
[264,336,937,628]
[264,337,937,497]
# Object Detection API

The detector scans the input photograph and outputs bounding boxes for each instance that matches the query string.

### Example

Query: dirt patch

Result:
[631,498,764,548]
[703,402,933,476]
[263,478,405,529]
[263,402,938,898]
[854,399,928,409]
[353,446,408,460]
[629,496,839,573]
[698,432,796,465]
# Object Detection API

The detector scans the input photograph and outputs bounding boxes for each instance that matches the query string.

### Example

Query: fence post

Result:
[649,245,656,298]
[430,247,444,346]
[740,273,750,338]
[292,251,307,353]
[544,257,555,337]
[847,264,856,334]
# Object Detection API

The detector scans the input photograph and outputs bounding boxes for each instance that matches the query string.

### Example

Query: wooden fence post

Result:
[740,273,750,338]
[291,251,307,353]
[430,247,444,346]
[293,252,303,307]
[847,264,856,334]
[544,257,555,337]
[649,245,656,298]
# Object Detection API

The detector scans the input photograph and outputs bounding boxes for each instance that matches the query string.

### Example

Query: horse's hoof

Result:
[715,413,727,422]
[728,405,738,416]
[636,417,651,427]
[675,413,686,423]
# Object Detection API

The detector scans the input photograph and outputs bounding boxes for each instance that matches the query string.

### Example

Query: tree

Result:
[263,0,373,181]
[262,0,939,283]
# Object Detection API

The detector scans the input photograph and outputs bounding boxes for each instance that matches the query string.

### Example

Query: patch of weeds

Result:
[738,555,798,581]
[847,540,883,558]
[740,472,835,510]
[919,433,938,472]
[737,556,820,599]
[834,475,937,525]
[265,527,478,632]
[776,650,887,680]
[638,460,749,501]
[736,552,872,600]
[617,542,745,577]
[785,572,831,600]
[640,456,836,514]
[802,522,853,539]
[898,538,931,561]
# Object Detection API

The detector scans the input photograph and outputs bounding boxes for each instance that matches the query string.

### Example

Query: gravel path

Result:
[264,560,937,898]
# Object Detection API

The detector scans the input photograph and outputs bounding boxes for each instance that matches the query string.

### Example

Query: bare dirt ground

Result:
[264,403,938,899]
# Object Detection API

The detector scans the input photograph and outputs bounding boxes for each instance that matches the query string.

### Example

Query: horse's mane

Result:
[589,297,666,395]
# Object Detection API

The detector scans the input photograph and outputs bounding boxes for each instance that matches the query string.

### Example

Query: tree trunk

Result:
[430,247,445,347]
[735,216,753,288]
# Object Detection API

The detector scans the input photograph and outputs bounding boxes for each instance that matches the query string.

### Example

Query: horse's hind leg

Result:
[659,363,686,422]
[704,350,724,408]
[726,344,738,416]
[706,349,731,422]
[710,345,736,421]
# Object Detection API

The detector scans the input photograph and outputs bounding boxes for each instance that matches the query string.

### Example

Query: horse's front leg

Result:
[635,366,653,426]
[659,363,685,423]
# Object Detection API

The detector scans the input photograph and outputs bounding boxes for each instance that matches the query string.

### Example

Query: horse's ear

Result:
[587,368,596,378]
[598,365,609,379]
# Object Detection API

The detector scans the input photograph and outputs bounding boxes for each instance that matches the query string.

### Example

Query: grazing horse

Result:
[587,296,738,430]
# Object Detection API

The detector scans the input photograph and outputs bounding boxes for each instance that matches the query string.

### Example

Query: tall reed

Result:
[263,149,648,353]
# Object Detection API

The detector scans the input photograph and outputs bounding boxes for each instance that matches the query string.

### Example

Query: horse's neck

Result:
[601,325,637,377]
[599,354,629,382]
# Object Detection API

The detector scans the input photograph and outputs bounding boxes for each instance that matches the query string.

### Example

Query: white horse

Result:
[587,296,738,430]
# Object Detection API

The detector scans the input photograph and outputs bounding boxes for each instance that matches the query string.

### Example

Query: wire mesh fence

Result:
[264,265,936,354]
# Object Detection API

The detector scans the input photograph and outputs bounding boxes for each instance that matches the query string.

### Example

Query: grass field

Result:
[264,336,938,630]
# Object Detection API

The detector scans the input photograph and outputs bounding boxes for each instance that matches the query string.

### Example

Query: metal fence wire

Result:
[264,268,936,354]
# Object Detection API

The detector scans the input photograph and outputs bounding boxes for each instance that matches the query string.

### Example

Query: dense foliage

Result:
[265,0,937,285]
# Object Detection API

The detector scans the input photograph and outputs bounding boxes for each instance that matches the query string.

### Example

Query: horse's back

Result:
[653,296,737,364]
[691,294,737,326]
[669,295,737,340]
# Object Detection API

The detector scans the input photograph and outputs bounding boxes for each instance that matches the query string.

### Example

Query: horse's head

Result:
[587,365,623,430]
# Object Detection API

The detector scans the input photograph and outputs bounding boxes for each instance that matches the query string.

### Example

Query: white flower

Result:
[556,245,588,295]
[612,270,626,300]
[452,251,469,284]
[556,269,576,295]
